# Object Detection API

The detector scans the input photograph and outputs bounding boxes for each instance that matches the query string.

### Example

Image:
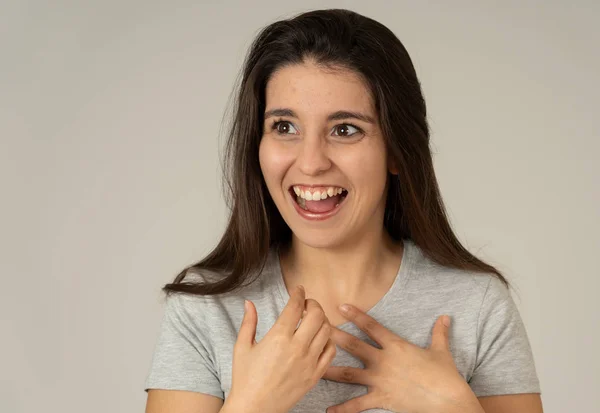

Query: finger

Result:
[330,326,378,364]
[236,300,257,350]
[295,298,326,345]
[275,285,306,334]
[316,339,337,376]
[308,317,331,357]
[430,315,451,353]
[321,366,374,386]
[326,393,376,413]
[338,304,395,348]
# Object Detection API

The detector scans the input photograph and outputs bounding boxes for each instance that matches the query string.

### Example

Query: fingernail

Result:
[244,300,249,312]
[298,285,305,292]
[339,304,351,313]
[442,315,451,327]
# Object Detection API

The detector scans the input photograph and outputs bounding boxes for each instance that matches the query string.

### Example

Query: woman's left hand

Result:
[322,304,483,413]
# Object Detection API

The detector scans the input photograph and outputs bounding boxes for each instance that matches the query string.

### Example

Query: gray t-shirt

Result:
[144,240,541,411]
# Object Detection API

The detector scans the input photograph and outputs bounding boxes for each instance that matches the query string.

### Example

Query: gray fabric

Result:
[144,240,541,411]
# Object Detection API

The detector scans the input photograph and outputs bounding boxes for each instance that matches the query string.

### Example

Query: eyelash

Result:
[270,120,364,138]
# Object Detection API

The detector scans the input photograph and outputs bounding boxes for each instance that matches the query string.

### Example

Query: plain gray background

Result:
[2,1,599,412]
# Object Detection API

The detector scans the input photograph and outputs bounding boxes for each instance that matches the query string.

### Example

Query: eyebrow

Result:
[263,108,376,124]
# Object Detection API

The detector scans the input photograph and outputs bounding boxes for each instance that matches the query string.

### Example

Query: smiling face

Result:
[259,60,393,249]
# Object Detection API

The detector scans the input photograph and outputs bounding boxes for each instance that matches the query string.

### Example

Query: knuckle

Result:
[364,319,378,333]
[345,336,361,352]
[271,333,287,347]
[341,367,355,382]
[302,373,313,387]
[306,299,326,320]
[305,298,323,311]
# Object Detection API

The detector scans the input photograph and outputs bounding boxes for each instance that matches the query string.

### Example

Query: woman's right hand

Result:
[225,285,337,413]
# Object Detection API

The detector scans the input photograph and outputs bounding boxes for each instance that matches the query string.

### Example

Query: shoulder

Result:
[405,241,506,305]
[168,252,282,320]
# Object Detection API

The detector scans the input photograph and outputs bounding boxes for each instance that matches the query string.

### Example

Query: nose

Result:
[297,135,332,176]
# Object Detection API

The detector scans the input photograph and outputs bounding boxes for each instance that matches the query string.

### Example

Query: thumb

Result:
[430,315,451,353]
[237,300,258,349]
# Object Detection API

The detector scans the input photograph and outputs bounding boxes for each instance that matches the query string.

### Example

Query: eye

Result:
[271,120,298,135]
[269,120,363,138]
[332,123,362,137]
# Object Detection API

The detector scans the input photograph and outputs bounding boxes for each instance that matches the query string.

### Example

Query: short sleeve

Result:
[468,276,541,397]
[144,291,224,399]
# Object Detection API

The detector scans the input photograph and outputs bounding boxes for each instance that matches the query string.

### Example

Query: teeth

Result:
[298,196,307,209]
[292,186,346,201]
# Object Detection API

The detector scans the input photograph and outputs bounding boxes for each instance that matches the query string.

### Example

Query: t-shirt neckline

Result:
[271,239,416,330]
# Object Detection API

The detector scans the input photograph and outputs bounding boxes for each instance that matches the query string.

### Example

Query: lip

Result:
[288,187,348,221]
[289,183,348,191]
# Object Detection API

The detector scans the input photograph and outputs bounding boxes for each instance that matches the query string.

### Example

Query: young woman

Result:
[144,8,543,413]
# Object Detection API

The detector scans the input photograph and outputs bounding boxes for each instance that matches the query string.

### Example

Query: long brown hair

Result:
[164,8,508,296]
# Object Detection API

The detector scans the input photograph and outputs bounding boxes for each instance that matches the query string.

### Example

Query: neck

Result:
[280,227,404,302]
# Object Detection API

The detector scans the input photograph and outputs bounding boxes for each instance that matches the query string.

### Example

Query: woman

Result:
[145,8,543,413]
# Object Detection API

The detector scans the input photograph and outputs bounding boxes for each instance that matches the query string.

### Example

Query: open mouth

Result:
[288,185,348,215]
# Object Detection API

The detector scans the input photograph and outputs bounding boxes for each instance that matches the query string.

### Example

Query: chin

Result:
[291,227,348,250]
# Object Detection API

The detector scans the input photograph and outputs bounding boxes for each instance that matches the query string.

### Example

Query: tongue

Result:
[304,194,342,213]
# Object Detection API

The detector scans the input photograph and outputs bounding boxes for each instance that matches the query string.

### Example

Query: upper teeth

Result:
[293,186,345,201]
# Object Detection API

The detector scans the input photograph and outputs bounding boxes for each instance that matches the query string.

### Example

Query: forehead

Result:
[264,62,375,116]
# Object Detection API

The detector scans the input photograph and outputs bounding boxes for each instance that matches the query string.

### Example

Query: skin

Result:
[258,59,543,412]
[258,59,403,328]
[145,59,543,413]
[321,304,543,413]
[148,287,336,413]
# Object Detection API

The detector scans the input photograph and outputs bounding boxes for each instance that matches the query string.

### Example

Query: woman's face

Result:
[259,61,394,249]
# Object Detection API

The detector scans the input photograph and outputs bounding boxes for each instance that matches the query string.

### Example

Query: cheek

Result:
[259,139,295,189]
[336,144,388,192]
